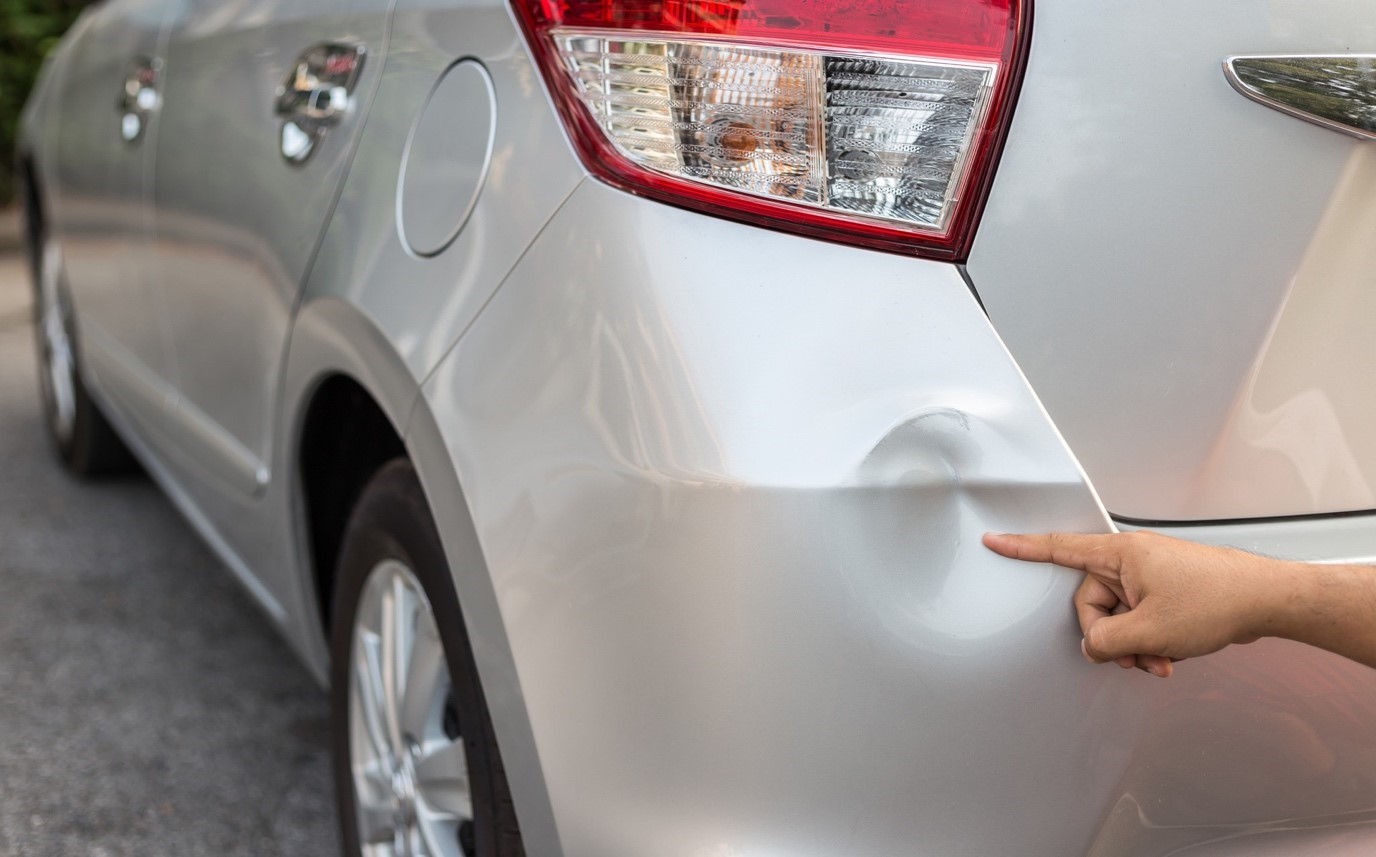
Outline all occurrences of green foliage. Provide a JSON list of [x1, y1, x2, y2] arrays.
[[1, 0, 84, 204]]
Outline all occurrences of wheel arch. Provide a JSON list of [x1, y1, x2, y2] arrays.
[[16, 151, 46, 282], [283, 297, 422, 655], [282, 297, 565, 857], [297, 373, 406, 636]]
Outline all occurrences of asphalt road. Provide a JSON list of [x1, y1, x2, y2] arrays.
[[0, 246, 339, 854]]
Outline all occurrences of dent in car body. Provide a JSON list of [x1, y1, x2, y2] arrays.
[[22, 0, 1376, 854], [415, 178, 1376, 856], [421, 178, 1132, 856]]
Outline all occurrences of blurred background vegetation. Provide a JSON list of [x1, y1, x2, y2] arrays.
[[1, 0, 85, 205]]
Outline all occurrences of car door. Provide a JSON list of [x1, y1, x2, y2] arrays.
[[52, 0, 180, 441], [148, 0, 389, 498]]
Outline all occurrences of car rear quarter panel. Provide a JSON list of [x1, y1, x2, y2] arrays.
[[415, 178, 1376, 857], [416, 177, 1140, 856]]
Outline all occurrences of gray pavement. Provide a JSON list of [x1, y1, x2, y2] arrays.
[[0, 206, 19, 254], [0, 235, 339, 854]]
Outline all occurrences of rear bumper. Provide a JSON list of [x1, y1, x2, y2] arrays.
[[1127, 511, 1376, 565], [416, 180, 1376, 857], [1128, 511, 1376, 566]]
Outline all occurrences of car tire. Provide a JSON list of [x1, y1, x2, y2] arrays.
[[32, 236, 136, 477], [330, 458, 525, 857]]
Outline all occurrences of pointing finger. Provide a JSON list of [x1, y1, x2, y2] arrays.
[[983, 532, 1124, 582]]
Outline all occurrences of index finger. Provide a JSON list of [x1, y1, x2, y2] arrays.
[[982, 532, 1123, 581]]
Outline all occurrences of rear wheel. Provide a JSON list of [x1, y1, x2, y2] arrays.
[[32, 237, 135, 476], [331, 459, 525, 857]]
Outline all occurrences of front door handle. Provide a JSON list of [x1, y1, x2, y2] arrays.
[[119, 56, 161, 144], [274, 43, 366, 164]]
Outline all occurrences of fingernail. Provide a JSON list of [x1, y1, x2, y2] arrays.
[[1080, 638, 1093, 663]]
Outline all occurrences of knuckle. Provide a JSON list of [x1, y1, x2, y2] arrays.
[[1123, 531, 1150, 548], [1119, 531, 1151, 558]]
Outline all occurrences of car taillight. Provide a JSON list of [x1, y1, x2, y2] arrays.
[[511, 0, 1028, 259]]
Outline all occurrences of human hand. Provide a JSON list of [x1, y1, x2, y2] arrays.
[[983, 531, 1289, 678]]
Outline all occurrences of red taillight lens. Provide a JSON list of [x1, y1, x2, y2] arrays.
[[512, 0, 1028, 258]]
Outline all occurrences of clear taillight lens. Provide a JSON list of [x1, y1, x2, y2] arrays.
[[512, 0, 1027, 259]]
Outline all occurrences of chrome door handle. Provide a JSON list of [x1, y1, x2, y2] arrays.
[[274, 43, 366, 164], [119, 56, 161, 144]]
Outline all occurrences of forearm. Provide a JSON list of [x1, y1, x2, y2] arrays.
[[983, 530, 1376, 673], [1251, 561, 1376, 668]]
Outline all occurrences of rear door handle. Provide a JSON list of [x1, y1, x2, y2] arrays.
[[274, 43, 367, 164], [119, 56, 161, 144]]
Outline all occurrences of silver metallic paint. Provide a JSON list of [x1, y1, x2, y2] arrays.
[[426, 179, 1108, 855], [1124, 513, 1376, 568], [411, 176, 1376, 856], [301, 0, 582, 380], [77, 351, 293, 627], [148, 0, 391, 498], [279, 297, 424, 672], [967, 0, 1376, 521], [50, 0, 180, 446], [402, 392, 564, 857], [20, 0, 1376, 854], [396, 59, 496, 257]]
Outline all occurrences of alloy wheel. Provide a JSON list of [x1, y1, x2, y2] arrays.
[[350, 559, 474, 857], [36, 240, 76, 444]]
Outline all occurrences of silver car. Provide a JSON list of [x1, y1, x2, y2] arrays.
[[16, 0, 1376, 854]]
